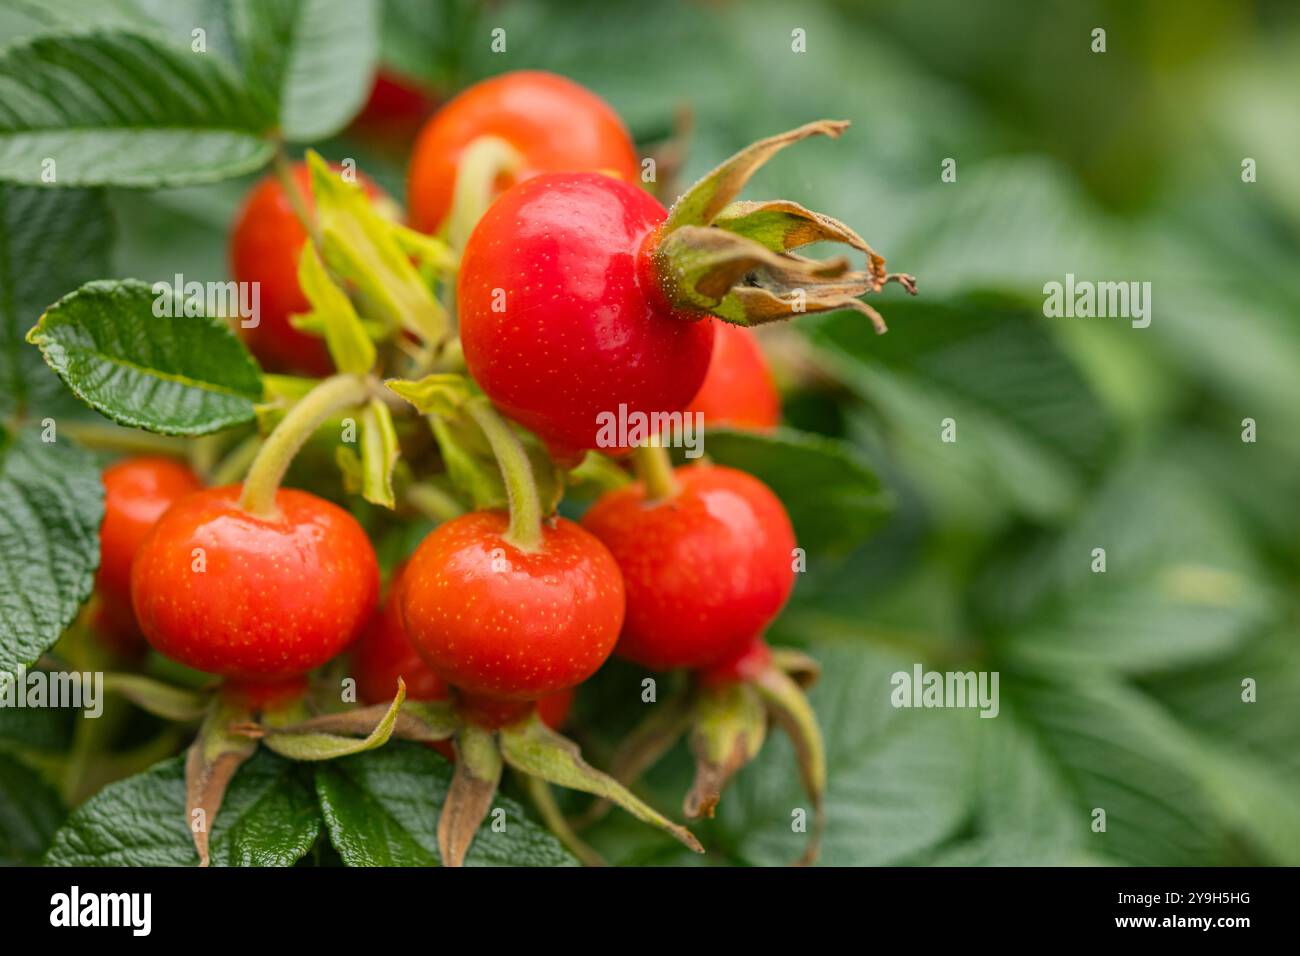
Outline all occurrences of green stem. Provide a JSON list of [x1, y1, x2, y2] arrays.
[[273, 145, 322, 248], [239, 374, 369, 517], [446, 135, 525, 251], [522, 773, 606, 867], [405, 481, 466, 523], [633, 443, 678, 502], [464, 397, 542, 552], [210, 433, 263, 487]]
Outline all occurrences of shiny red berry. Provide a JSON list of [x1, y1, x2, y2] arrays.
[[354, 565, 575, 742], [400, 511, 625, 701], [686, 322, 780, 430], [407, 70, 639, 234], [458, 172, 715, 452], [131, 486, 379, 682], [97, 456, 203, 611], [581, 464, 796, 671]]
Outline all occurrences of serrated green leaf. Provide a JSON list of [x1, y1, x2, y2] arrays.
[[0, 705, 75, 753], [28, 279, 264, 435], [805, 296, 1114, 522], [1006, 675, 1300, 866], [0, 752, 65, 865], [976, 455, 1279, 674], [314, 742, 578, 867], [0, 29, 275, 187], [0, 428, 102, 673], [0, 185, 113, 421], [692, 427, 892, 557], [45, 751, 321, 866], [232, 0, 380, 141]]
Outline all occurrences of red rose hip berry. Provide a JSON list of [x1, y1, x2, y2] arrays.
[[581, 464, 796, 671], [94, 456, 203, 648], [400, 510, 625, 701], [97, 457, 202, 610], [685, 323, 780, 430], [131, 485, 379, 682], [408, 70, 639, 234], [458, 172, 715, 452]]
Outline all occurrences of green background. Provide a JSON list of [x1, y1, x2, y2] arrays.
[[2, 0, 1298, 866]]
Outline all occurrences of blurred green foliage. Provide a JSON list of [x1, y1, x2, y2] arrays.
[[3, 0, 1297, 866]]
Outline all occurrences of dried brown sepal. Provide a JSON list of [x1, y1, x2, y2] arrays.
[[714, 199, 889, 289], [664, 120, 849, 232], [718, 286, 888, 334], [684, 681, 768, 820], [654, 120, 917, 333], [752, 664, 827, 866], [185, 697, 258, 867], [657, 225, 914, 331], [499, 711, 703, 854], [438, 722, 503, 867]]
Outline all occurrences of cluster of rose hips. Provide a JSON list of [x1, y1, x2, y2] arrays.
[[89, 71, 912, 865]]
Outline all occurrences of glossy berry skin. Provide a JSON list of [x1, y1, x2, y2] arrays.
[[400, 511, 625, 701], [686, 323, 780, 430], [407, 70, 639, 234], [581, 465, 796, 671], [229, 163, 383, 376], [131, 486, 379, 682], [97, 457, 203, 611], [354, 567, 574, 737], [94, 457, 203, 649], [458, 172, 715, 452]]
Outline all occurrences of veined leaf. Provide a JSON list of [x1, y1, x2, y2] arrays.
[[0, 428, 102, 673], [231, 0, 380, 141], [28, 279, 264, 435], [0, 29, 275, 187], [314, 742, 577, 867], [45, 751, 320, 866]]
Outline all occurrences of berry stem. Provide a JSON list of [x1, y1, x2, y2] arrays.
[[239, 374, 370, 517], [465, 397, 543, 552], [633, 442, 678, 503], [272, 144, 322, 248], [445, 135, 525, 251]]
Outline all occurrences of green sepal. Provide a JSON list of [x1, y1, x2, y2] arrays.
[[241, 679, 408, 761], [499, 711, 703, 855], [753, 663, 827, 865], [360, 398, 399, 508], [295, 239, 375, 374], [664, 120, 849, 232], [386, 373, 475, 416], [102, 673, 210, 722], [305, 151, 449, 346]]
